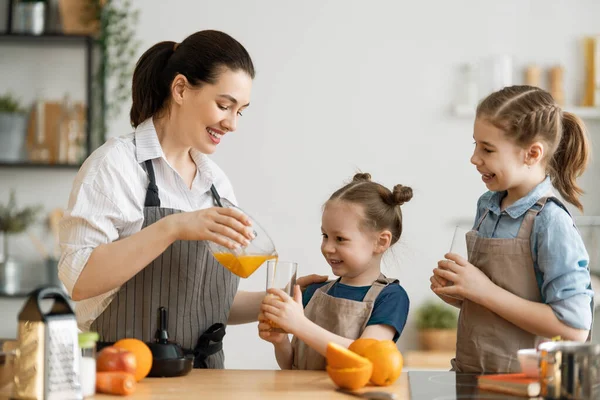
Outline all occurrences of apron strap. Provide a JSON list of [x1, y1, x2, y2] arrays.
[[318, 274, 396, 303], [474, 209, 490, 231], [363, 273, 398, 303], [516, 191, 557, 240], [144, 160, 161, 207], [210, 185, 224, 207], [316, 279, 339, 295], [143, 159, 223, 208]]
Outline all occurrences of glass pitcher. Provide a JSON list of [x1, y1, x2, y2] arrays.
[[208, 198, 277, 278]]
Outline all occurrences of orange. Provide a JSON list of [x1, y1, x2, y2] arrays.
[[362, 340, 403, 386], [348, 338, 379, 357], [326, 342, 372, 369], [113, 338, 153, 381], [326, 364, 373, 390]]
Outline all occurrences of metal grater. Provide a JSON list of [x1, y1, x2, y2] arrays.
[[14, 286, 82, 400]]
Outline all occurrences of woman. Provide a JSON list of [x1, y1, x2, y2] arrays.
[[59, 30, 325, 369]]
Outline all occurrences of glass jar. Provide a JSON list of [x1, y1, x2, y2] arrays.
[[78, 332, 99, 397]]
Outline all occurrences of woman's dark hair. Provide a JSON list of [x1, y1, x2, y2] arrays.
[[130, 30, 255, 127]]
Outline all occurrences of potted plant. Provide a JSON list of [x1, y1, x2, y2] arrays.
[[415, 300, 459, 351], [0, 93, 28, 162], [0, 190, 42, 293]]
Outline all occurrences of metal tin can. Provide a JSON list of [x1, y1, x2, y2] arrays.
[[540, 341, 600, 399]]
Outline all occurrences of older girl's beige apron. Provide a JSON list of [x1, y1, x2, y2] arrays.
[[453, 194, 593, 373], [292, 274, 398, 370]]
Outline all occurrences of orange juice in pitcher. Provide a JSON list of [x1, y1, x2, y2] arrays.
[[207, 198, 277, 278], [213, 253, 277, 278]]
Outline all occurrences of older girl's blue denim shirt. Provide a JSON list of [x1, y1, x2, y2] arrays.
[[473, 176, 593, 330]]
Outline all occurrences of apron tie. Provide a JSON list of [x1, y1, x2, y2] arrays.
[[188, 323, 226, 368]]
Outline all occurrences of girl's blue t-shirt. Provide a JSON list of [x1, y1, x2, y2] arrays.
[[302, 280, 410, 342]]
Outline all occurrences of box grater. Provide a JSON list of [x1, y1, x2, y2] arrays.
[[13, 286, 82, 400]]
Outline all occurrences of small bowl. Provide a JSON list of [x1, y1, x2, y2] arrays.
[[517, 348, 540, 378]]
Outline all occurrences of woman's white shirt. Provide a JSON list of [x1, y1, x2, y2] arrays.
[[58, 118, 237, 330]]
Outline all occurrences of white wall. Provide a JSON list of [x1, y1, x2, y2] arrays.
[[2, 0, 600, 369]]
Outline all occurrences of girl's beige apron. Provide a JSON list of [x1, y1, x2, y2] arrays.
[[453, 193, 593, 373], [292, 274, 398, 370]]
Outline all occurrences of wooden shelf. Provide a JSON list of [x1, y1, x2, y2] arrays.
[[0, 161, 81, 169], [0, 32, 93, 44], [453, 104, 600, 120], [0, 31, 96, 167]]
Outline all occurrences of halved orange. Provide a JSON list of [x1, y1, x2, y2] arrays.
[[348, 338, 379, 357], [326, 342, 372, 369], [326, 364, 373, 390]]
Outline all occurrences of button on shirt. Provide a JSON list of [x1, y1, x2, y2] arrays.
[[473, 176, 593, 330], [58, 118, 237, 330]]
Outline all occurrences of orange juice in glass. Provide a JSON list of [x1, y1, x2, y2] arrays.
[[265, 260, 298, 333]]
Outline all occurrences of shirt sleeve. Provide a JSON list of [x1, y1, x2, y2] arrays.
[[58, 180, 125, 297], [366, 284, 410, 342], [533, 203, 594, 330]]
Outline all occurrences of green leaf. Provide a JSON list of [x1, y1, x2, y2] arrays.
[[415, 300, 458, 330], [0, 190, 42, 233], [0, 92, 26, 113]]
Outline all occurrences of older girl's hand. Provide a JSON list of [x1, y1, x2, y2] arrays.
[[432, 252, 493, 304]]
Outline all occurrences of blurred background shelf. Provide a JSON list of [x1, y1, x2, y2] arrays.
[[0, 32, 93, 43], [0, 32, 95, 168], [0, 161, 81, 169], [453, 104, 600, 120]]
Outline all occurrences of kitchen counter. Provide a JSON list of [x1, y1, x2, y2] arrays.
[[1, 370, 538, 399], [94, 370, 409, 399], [0, 370, 408, 400]]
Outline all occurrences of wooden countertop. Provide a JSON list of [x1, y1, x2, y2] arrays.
[[0, 370, 408, 399], [92, 370, 409, 400]]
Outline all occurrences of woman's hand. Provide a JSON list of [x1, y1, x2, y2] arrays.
[[296, 274, 328, 291], [257, 312, 288, 344], [432, 252, 493, 304], [168, 207, 254, 248], [261, 286, 306, 335]]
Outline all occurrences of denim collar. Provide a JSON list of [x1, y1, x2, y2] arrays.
[[485, 176, 552, 218]]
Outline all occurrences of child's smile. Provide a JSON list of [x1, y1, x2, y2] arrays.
[[479, 171, 495, 184]]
